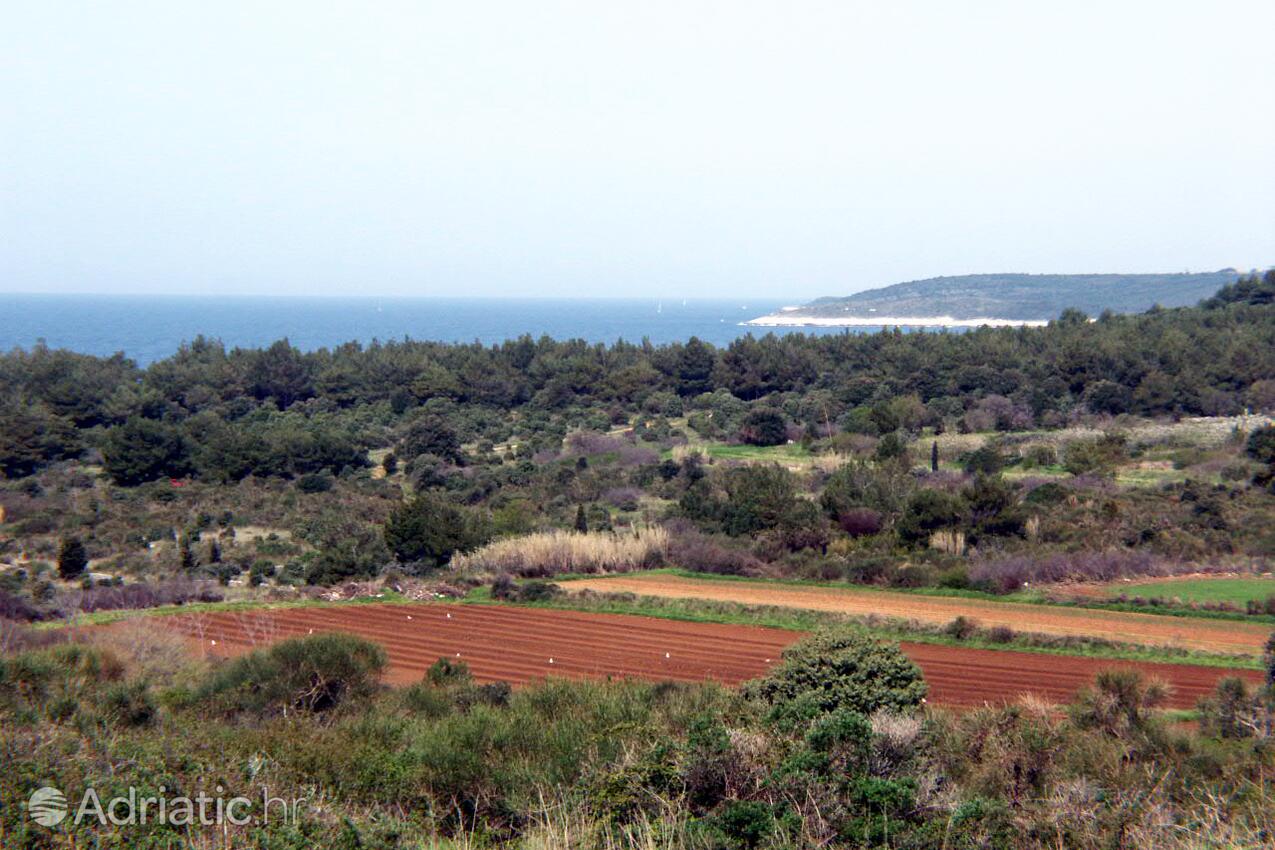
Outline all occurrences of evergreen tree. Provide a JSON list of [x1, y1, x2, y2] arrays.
[[101, 417, 193, 486], [384, 495, 485, 568], [574, 504, 588, 533], [930, 440, 939, 473], [180, 536, 199, 571], [739, 408, 788, 447], [57, 536, 88, 580], [402, 415, 464, 465]]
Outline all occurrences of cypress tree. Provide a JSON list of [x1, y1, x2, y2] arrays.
[[574, 504, 588, 533], [57, 536, 88, 580]]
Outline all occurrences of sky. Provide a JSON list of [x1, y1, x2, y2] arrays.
[[2, 1, 1272, 299]]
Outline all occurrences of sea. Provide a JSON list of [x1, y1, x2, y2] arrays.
[[0, 294, 920, 366]]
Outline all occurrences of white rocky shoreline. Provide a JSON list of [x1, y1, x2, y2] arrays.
[[743, 312, 1049, 329]]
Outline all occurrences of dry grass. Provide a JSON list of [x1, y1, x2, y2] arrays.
[[809, 452, 854, 473], [452, 528, 670, 578], [88, 618, 204, 684], [668, 445, 705, 464], [929, 529, 967, 556]]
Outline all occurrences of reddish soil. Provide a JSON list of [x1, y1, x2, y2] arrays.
[[160, 603, 1260, 710], [564, 574, 1273, 654]]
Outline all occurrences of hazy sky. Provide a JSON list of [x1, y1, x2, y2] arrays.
[[3, 1, 1272, 299]]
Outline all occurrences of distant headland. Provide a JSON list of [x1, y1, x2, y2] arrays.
[[745, 270, 1251, 328]]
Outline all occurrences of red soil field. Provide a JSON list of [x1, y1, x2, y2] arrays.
[[162, 603, 1260, 710]]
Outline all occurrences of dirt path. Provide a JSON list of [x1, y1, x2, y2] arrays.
[[160, 603, 1259, 709], [563, 574, 1273, 655]]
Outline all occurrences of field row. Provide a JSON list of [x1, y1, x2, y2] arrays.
[[563, 574, 1273, 654]]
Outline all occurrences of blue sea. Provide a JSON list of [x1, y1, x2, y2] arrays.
[[0, 294, 905, 365]]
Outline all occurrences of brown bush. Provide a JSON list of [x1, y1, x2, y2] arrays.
[[838, 508, 884, 537]]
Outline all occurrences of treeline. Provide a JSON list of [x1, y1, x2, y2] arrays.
[[2, 270, 1274, 486]]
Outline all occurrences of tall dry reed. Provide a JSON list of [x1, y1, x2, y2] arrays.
[[451, 527, 669, 578]]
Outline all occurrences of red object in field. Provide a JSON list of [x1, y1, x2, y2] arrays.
[[170, 478, 185, 487]]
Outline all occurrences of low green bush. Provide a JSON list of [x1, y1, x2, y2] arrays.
[[197, 633, 387, 716], [744, 629, 926, 723]]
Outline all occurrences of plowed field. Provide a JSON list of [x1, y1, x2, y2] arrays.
[[161, 603, 1259, 709], [564, 574, 1272, 654]]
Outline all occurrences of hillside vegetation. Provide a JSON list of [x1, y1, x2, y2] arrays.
[[1, 272, 1275, 619], [795, 269, 1247, 320]]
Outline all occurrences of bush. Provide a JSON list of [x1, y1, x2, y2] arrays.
[[970, 550, 1166, 593], [837, 508, 884, 537], [1247, 424, 1275, 486], [0, 590, 43, 622], [944, 616, 978, 640], [1068, 668, 1169, 738], [490, 575, 562, 602], [198, 633, 387, 716], [896, 489, 966, 546], [56, 537, 88, 580], [296, 472, 334, 493], [986, 625, 1016, 643], [1023, 481, 1068, 506], [1062, 434, 1127, 476], [739, 408, 788, 447], [668, 529, 764, 576], [822, 460, 915, 518], [714, 800, 774, 849], [745, 629, 926, 721], [425, 656, 472, 686], [962, 445, 1005, 476], [384, 495, 487, 569], [61, 580, 223, 615], [1197, 676, 1265, 739], [99, 680, 157, 727]]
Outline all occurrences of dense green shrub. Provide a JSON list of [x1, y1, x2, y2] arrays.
[[1062, 433, 1127, 476], [821, 459, 914, 518], [57, 535, 88, 579], [101, 417, 193, 485], [745, 630, 926, 722], [0, 404, 81, 478], [402, 414, 465, 465], [896, 489, 966, 545], [383, 495, 487, 568], [197, 633, 387, 716], [738, 408, 788, 447], [962, 444, 1005, 475]]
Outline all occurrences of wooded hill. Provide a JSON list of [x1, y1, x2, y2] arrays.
[[796, 269, 1249, 320]]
